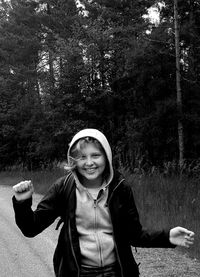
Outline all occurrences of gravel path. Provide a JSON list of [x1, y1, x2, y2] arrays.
[[134, 247, 200, 276], [0, 185, 56, 277]]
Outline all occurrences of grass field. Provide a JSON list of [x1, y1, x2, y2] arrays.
[[0, 168, 65, 194], [123, 170, 200, 260], [1, 168, 199, 260]]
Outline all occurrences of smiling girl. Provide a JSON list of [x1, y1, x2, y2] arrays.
[[13, 128, 194, 277], [68, 137, 107, 188]]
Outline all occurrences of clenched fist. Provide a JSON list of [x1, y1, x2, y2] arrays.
[[13, 180, 34, 201]]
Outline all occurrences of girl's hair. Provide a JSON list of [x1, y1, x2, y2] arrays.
[[64, 137, 106, 172]]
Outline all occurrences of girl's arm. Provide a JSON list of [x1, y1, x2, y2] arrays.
[[12, 178, 65, 237]]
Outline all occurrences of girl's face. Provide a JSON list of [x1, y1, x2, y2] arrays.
[[76, 142, 106, 187]]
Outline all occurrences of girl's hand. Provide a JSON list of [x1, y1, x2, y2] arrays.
[[13, 180, 34, 201], [169, 226, 195, 248]]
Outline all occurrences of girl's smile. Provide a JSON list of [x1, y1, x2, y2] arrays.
[[84, 168, 97, 174], [76, 142, 106, 187]]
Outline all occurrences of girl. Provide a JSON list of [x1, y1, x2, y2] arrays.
[[13, 128, 194, 277]]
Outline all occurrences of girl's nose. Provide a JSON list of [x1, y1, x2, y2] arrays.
[[85, 157, 93, 166]]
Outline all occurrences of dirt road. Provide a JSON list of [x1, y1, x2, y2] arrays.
[[134, 247, 200, 276], [0, 185, 57, 277], [1, 184, 200, 277]]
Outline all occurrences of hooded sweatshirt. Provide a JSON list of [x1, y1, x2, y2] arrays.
[[67, 129, 116, 267]]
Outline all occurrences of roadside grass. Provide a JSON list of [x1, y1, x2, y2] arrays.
[[1, 168, 199, 259], [0, 168, 65, 194], [123, 170, 200, 260]]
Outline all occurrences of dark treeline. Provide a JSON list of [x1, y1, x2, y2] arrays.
[[0, 0, 200, 171]]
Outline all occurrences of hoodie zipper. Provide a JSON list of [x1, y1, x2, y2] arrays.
[[108, 179, 125, 277], [68, 219, 80, 277], [94, 198, 104, 267]]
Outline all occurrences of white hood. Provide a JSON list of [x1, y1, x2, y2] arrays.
[[67, 128, 114, 185]]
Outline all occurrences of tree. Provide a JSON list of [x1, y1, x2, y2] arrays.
[[174, 0, 184, 168], [155, 0, 200, 162], [1, 0, 200, 170], [0, 0, 44, 168]]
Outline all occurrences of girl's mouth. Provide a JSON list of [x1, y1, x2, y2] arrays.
[[85, 168, 97, 173]]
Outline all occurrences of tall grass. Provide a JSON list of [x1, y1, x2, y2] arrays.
[[122, 169, 200, 259], [0, 168, 66, 194]]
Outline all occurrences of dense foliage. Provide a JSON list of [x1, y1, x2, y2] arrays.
[[0, 0, 200, 170]]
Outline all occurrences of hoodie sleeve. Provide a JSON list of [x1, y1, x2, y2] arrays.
[[12, 177, 65, 237], [125, 185, 175, 248]]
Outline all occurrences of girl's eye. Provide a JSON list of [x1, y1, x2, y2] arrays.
[[80, 155, 86, 159], [92, 153, 101, 158]]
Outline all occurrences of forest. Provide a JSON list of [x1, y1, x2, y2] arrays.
[[0, 0, 200, 172]]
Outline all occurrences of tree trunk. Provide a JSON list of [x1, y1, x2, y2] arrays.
[[47, 3, 55, 90], [174, 0, 184, 168]]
